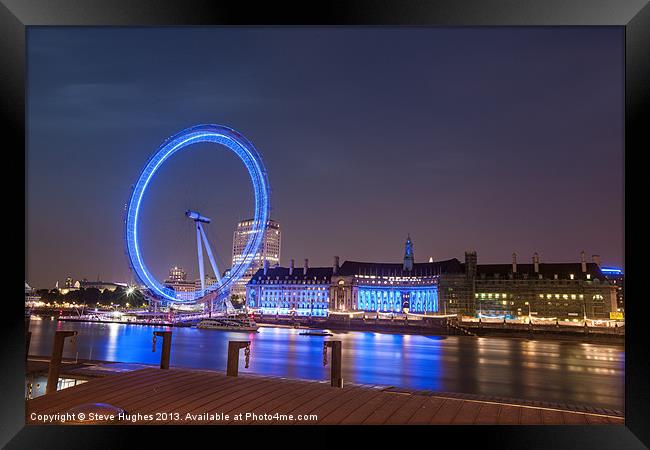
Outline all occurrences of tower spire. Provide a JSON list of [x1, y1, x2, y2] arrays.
[[403, 234, 414, 271]]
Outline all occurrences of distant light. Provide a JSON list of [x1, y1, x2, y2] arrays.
[[601, 267, 623, 274], [126, 287, 135, 295]]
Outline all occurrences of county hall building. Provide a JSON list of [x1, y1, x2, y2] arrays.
[[246, 236, 619, 321]]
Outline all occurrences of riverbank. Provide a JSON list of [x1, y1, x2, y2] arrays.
[[256, 316, 625, 344], [29, 309, 624, 343]]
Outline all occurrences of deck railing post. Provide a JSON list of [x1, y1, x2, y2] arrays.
[[153, 331, 172, 369], [26, 332, 31, 361], [46, 330, 77, 394], [227, 341, 251, 377], [323, 340, 343, 388], [25, 316, 31, 360]]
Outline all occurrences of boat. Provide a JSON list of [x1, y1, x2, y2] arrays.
[[196, 314, 259, 332], [299, 331, 333, 336]]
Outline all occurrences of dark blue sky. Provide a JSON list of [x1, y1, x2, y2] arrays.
[[26, 27, 624, 288]]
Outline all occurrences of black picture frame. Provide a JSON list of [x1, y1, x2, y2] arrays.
[[4, 0, 648, 447]]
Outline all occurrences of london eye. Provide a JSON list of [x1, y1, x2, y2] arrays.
[[124, 124, 270, 306]]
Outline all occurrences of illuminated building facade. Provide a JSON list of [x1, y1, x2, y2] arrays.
[[167, 266, 187, 282], [600, 266, 624, 315], [25, 281, 41, 304], [163, 266, 195, 298], [232, 219, 281, 298], [246, 237, 462, 316], [195, 275, 217, 291], [65, 277, 75, 289], [331, 237, 461, 314], [462, 251, 618, 320], [246, 259, 330, 316]]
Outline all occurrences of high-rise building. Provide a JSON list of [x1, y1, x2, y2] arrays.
[[231, 219, 281, 298], [164, 266, 195, 295], [194, 275, 218, 291], [167, 266, 187, 282]]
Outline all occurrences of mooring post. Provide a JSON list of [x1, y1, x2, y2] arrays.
[[323, 340, 343, 388], [227, 341, 251, 377], [153, 331, 172, 369], [26, 332, 31, 361], [25, 315, 31, 361], [46, 330, 77, 394]]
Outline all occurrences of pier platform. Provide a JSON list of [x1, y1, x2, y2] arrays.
[[26, 368, 623, 425]]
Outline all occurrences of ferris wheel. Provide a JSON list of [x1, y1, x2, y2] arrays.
[[124, 124, 270, 304]]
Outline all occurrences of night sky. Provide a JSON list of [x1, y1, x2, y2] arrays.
[[26, 27, 624, 288]]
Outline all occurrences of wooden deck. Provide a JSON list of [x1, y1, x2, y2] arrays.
[[26, 368, 624, 425]]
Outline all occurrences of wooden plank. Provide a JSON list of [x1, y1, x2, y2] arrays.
[[362, 392, 413, 425], [318, 389, 388, 425], [561, 412, 588, 424], [253, 382, 341, 425], [383, 395, 430, 425], [148, 377, 272, 424], [156, 378, 279, 425], [200, 378, 294, 417], [473, 403, 500, 425], [48, 370, 199, 413], [121, 372, 235, 415], [270, 385, 367, 425], [584, 413, 615, 424], [540, 408, 565, 424], [226, 379, 328, 424], [497, 405, 521, 425], [340, 392, 407, 425], [140, 379, 260, 424], [451, 401, 484, 424], [99, 371, 208, 410], [429, 398, 464, 424], [519, 406, 543, 425], [267, 385, 358, 425], [607, 416, 624, 424], [407, 397, 445, 424], [258, 386, 365, 425]]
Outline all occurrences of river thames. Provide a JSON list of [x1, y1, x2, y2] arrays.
[[28, 318, 624, 411]]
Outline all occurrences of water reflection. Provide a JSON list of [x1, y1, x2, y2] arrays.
[[28, 320, 624, 410]]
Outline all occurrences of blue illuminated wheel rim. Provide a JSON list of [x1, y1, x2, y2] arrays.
[[125, 124, 270, 303]]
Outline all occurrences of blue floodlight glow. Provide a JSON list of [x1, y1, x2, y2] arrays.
[[357, 285, 438, 313], [125, 124, 270, 303], [600, 267, 623, 275]]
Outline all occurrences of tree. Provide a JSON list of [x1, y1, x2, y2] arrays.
[[81, 288, 101, 305]]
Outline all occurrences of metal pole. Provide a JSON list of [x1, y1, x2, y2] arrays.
[[324, 340, 343, 388], [227, 341, 250, 377], [199, 224, 222, 283], [196, 223, 206, 295], [46, 330, 77, 394], [153, 331, 172, 369]]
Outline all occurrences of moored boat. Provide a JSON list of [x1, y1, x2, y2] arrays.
[[299, 330, 333, 336], [196, 314, 259, 332]]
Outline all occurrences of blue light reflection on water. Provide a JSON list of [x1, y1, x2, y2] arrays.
[[31, 319, 624, 410]]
